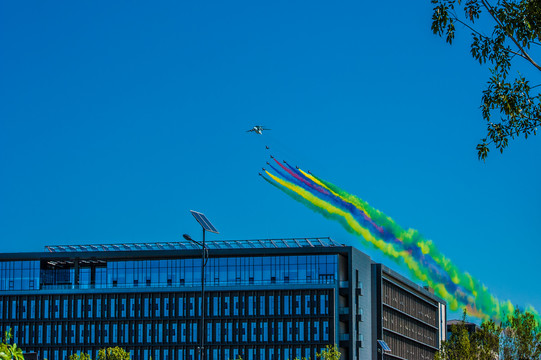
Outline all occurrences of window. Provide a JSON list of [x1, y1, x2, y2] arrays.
[[130, 298, 135, 317], [76, 299, 82, 318], [43, 299, 49, 319], [224, 296, 230, 316], [113, 324, 118, 343], [213, 297, 219, 316], [88, 299, 93, 318], [284, 296, 291, 315], [251, 322, 256, 342], [269, 296, 274, 315], [79, 324, 84, 344], [121, 299, 126, 317], [110, 298, 116, 318], [287, 322, 293, 341], [104, 324, 109, 343], [96, 299, 102, 318], [144, 298, 149, 317]]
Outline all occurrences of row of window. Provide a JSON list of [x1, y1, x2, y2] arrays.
[[382, 306, 438, 347], [384, 330, 437, 360], [36, 255, 338, 289], [29, 345, 330, 360], [2, 319, 331, 346], [0, 292, 331, 320], [382, 279, 438, 327]]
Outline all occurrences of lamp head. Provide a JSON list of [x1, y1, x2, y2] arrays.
[[183, 234, 193, 241]]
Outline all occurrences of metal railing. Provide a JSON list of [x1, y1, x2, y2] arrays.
[[35, 278, 337, 291]]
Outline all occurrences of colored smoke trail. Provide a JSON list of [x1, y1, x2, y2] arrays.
[[262, 160, 540, 323]]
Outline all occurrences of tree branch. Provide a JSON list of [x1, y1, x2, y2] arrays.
[[482, 0, 541, 71]]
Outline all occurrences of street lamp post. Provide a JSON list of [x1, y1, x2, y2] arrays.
[[183, 233, 208, 360], [183, 209, 219, 360]]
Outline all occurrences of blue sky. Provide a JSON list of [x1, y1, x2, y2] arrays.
[[1, 1, 540, 320]]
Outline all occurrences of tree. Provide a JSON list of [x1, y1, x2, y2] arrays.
[[0, 330, 24, 360], [69, 353, 91, 360], [430, 0, 541, 160], [435, 310, 476, 360], [436, 308, 541, 360], [500, 308, 541, 360], [97, 347, 130, 360], [473, 320, 501, 360], [316, 345, 341, 360]]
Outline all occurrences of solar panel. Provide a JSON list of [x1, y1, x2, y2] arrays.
[[190, 210, 219, 234], [377, 340, 392, 352]]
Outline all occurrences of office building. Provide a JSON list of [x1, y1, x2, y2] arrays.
[[0, 237, 446, 360]]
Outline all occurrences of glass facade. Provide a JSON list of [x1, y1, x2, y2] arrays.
[[0, 261, 39, 291], [0, 289, 334, 360], [33, 255, 337, 290], [0, 243, 447, 360]]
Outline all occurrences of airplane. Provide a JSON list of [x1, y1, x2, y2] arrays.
[[246, 126, 271, 134]]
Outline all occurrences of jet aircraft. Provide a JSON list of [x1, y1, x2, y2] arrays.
[[246, 126, 271, 134]]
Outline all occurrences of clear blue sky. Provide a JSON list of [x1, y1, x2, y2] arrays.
[[1, 1, 540, 320]]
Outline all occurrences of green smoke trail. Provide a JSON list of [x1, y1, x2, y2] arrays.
[[312, 174, 538, 321], [265, 168, 540, 323]]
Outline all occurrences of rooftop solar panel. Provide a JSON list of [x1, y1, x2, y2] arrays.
[[377, 340, 392, 352], [190, 210, 219, 234]]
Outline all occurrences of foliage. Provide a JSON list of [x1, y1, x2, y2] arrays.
[[316, 345, 341, 360], [97, 347, 130, 360], [0, 330, 24, 360], [430, 0, 541, 160], [69, 353, 91, 360], [436, 308, 541, 360], [500, 307, 541, 360], [475, 319, 501, 360], [435, 310, 476, 360]]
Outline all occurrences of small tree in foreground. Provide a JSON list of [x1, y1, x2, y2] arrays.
[[0, 330, 24, 360], [97, 347, 130, 360], [69, 353, 91, 360], [316, 345, 341, 360]]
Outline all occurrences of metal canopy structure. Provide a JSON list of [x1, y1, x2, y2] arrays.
[[44, 237, 344, 253]]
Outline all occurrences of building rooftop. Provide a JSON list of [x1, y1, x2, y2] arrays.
[[44, 237, 345, 253]]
